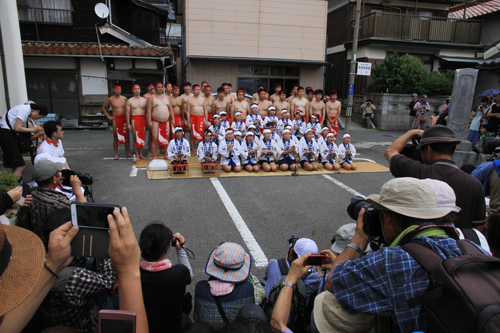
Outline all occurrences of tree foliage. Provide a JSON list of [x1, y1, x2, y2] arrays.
[[366, 53, 454, 95], [0, 171, 19, 196]]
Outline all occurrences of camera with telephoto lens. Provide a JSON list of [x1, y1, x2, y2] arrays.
[[347, 197, 383, 238], [400, 137, 423, 162], [61, 169, 93, 187]]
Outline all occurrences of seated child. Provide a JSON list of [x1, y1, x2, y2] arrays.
[[319, 133, 340, 171], [338, 133, 357, 170], [246, 104, 263, 136], [264, 106, 279, 131], [219, 129, 241, 173], [240, 132, 260, 172], [277, 129, 298, 172], [197, 130, 218, 167], [292, 110, 306, 140], [299, 128, 319, 171], [231, 112, 246, 133], [258, 129, 279, 172], [277, 109, 292, 138], [167, 127, 191, 164], [220, 111, 230, 130], [208, 114, 225, 146]]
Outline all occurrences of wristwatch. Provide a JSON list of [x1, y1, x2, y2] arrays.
[[347, 243, 364, 256], [281, 281, 296, 290]]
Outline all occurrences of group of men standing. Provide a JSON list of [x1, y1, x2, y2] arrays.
[[101, 82, 342, 161]]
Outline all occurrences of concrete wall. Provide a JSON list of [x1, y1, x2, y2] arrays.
[[300, 65, 325, 90], [187, 61, 238, 88], [186, 0, 327, 61], [352, 93, 449, 130]]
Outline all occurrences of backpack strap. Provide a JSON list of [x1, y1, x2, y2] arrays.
[[300, 271, 312, 281], [278, 258, 289, 276], [213, 295, 229, 325], [460, 229, 480, 246]]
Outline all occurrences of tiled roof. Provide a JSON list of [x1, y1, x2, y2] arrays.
[[22, 42, 173, 57], [450, 0, 500, 19]]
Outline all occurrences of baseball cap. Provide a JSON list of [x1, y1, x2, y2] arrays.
[[33, 160, 64, 182], [412, 93, 417, 97], [343, 134, 351, 139], [294, 238, 318, 257], [366, 178, 453, 219], [422, 94, 428, 98]]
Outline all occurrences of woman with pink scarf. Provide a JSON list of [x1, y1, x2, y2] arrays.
[[139, 222, 193, 333]]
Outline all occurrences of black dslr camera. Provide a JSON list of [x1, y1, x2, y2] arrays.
[[346, 197, 383, 239], [61, 169, 93, 187], [400, 137, 423, 162]]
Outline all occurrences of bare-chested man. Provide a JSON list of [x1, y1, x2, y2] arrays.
[[170, 85, 185, 135], [187, 84, 206, 150], [102, 84, 132, 160], [201, 81, 208, 92], [310, 89, 326, 127], [203, 85, 215, 127], [143, 83, 155, 100], [147, 82, 174, 160], [252, 84, 265, 103], [326, 90, 342, 139], [305, 88, 315, 122], [180, 82, 192, 133], [257, 89, 273, 130], [222, 83, 235, 105], [286, 84, 299, 104], [273, 90, 289, 120], [290, 87, 308, 122], [213, 87, 231, 120], [165, 82, 173, 97], [126, 84, 147, 160], [269, 83, 282, 103], [231, 89, 250, 122]]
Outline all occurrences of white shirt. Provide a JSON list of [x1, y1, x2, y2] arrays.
[[197, 140, 218, 163], [220, 119, 231, 131], [231, 120, 246, 133], [292, 119, 305, 138], [0, 104, 31, 130], [277, 118, 293, 137], [277, 137, 298, 161], [37, 138, 65, 158], [208, 123, 225, 145], [246, 114, 262, 133], [457, 228, 491, 255], [298, 137, 319, 162], [240, 139, 261, 165], [219, 138, 241, 166], [306, 122, 321, 139], [167, 137, 191, 161], [338, 142, 356, 164], [319, 139, 339, 163], [258, 137, 280, 163]]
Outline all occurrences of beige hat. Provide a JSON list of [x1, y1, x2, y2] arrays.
[[313, 291, 375, 333], [366, 177, 452, 219]]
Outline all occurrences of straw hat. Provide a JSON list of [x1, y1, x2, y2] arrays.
[[0, 224, 46, 317]]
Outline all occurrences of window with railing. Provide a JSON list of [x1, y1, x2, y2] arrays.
[[237, 65, 300, 95], [18, 0, 73, 25]]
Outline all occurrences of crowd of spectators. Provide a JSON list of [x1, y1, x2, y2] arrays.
[[1, 112, 500, 333]]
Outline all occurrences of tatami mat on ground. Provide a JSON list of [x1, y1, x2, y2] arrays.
[[140, 156, 389, 180]]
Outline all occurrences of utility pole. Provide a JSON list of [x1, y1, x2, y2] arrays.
[[345, 0, 361, 131]]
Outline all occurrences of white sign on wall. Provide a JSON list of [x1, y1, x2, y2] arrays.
[[357, 62, 372, 76]]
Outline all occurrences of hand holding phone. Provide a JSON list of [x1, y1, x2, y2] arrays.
[[99, 310, 136, 333]]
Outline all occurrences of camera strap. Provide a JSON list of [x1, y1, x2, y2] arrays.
[[213, 296, 229, 325]]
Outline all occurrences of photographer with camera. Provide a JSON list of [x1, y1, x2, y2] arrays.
[[361, 99, 376, 129], [29, 160, 86, 244], [384, 125, 486, 231], [139, 222, 192, 333], [37, 121, 69, 170], [263, 237, 323, 301], [412, 94, 430, 130], [325, 177, 491, 333]]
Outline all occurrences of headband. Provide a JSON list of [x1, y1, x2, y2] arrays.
[[113, 85, 121, 89], [147, 83, 154, 87], [298, 88, 304, 91], [192, 85, 200, 89], [172, 87, 180, 90], [205, 85, 212, 89], [132, 84, 140, 89], [222, 85, 229, 88], [155, 82, 163, 87], [237, 89, 245, 94], [166, 83, 172, 86], [183, 84, 191, 87]]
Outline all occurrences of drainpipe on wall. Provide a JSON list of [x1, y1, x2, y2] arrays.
[[182, 0, 187, 83]]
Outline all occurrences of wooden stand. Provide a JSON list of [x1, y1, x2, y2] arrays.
[[170, 162, 189, 178], [201, 163, 220, 177]]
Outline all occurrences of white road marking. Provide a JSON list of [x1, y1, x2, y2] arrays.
[[130, 165, 138, 177], [210, 178, 268, 267], [322, 174, 366, 198], [103, 157, 133, 160]]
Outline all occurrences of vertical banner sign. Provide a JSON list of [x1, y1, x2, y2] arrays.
[[357, 62, 372, 76], [348, 84, 354, 95]]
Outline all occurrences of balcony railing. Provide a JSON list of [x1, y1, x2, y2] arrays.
[[18, 7, 73, 25], [354, 12, 482, 44]]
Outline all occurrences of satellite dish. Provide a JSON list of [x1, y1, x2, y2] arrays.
[[94, 3, 109, 19]]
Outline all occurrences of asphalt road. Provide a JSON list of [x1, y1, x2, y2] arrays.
[[10, 122, 405, 294]]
